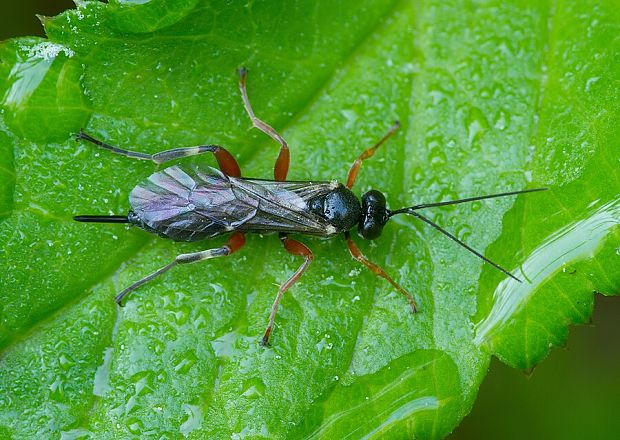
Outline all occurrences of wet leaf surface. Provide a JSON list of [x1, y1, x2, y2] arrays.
[[0, 1, 618, 438]]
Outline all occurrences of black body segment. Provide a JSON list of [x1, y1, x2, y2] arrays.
[[307, 185, 361, 232], [74, 215, 129, 223], [359, 190, 388, 240]]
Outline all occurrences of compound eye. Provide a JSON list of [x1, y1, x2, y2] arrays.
[[360, 220, 383, 239], [358, 190, 387, 240]]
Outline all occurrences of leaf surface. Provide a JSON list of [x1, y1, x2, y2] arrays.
[[0, 1, 617, 438]]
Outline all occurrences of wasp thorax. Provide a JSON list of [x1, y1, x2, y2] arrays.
[[307, 185, 361, 232], [359, 190, 388, 239]]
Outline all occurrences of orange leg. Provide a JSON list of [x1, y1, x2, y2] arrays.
[[238, 68, 290, 181], [346, 121, 400, 189], [261, 234, 313, 346], [345, 232, 417, 312]]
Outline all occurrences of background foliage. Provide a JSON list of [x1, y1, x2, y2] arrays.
[[0, 1, 618, 438]]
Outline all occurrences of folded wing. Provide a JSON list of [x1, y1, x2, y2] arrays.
[[130, 166, 337, 241]]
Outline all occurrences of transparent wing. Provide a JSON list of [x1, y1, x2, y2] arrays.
[[226, 175, 337, 233], [130, 166, 337, 241], [129, 166, 248, 241]]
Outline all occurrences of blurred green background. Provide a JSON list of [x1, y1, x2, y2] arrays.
[[1, 2, 618, 438]]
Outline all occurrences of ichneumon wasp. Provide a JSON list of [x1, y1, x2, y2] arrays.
[[74, 68, 546, 345]]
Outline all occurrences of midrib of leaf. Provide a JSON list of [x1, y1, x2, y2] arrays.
[[333, 0, 418, 379], [201, 0, 413, 422]]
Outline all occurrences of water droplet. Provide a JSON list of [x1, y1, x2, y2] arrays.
[[584, 76, 600, 92], [340, 109, 358, 127], [173, 349, 197, 374], [240, 377, 266, 399], [131, 370, 155, 397], [465, 107, 489, 146], [172, 304, 191, 325], [49, 376, 65, 401], [493, 110, 509, 130], [58, 354, 75, 371], [180, 404, 203, 436], [455, 224, 472, 242], [126, 417, 144, 435], [429, 147, 447, 168]]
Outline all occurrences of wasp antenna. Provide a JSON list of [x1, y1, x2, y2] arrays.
[[73, 215, 130, 223], [397, 210, 521, 282], [74, 128, 85, 141], [390, 188, 548, 214], [386, 187, 548, 281]]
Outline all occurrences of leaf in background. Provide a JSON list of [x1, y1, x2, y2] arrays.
[[0, 0, 617, 438]]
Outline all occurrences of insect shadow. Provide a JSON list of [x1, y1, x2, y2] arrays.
[[74, 68, 546, 346]]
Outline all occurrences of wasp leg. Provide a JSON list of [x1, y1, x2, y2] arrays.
[[238, 67, 290, 181], [346, 121, 400, 189], [115, 232, 245, 305], [261, 234, 313, 346], [76, 130, 241, 177], [344, 231, 417, 312]]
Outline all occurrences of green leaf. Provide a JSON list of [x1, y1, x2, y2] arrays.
[[0, 0, 617, 438]]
